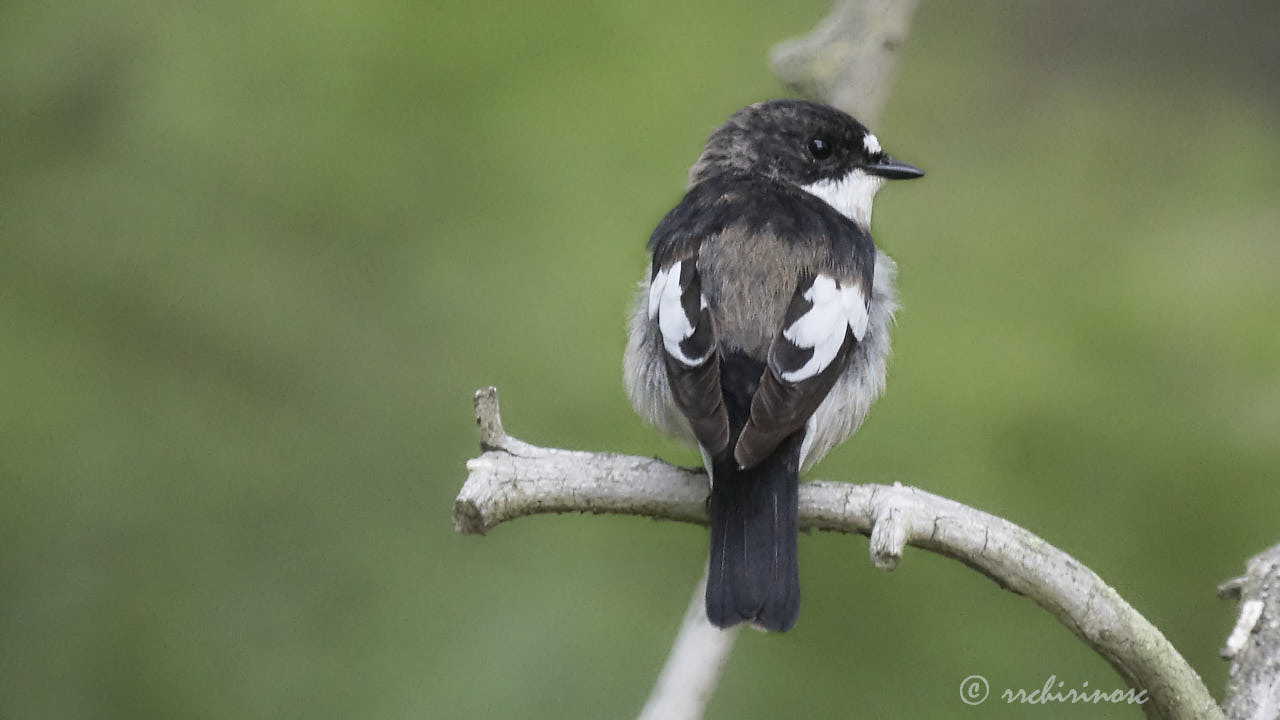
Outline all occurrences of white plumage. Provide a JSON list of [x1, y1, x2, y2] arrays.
[[779, 275, 870, 382], [649, 260, 711, 366], [800, 169, 884, 231]]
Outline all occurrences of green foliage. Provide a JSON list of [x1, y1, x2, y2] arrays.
[[2, 0, 1276, 717]]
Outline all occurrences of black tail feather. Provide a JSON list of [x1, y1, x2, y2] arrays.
[[705, 432, 801, 632]]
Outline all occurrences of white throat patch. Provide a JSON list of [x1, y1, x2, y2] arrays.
[[800, 169, 884, 230]]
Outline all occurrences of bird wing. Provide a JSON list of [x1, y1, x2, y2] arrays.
[[648, 256, 731, 456], [733, 273, 869, 469]]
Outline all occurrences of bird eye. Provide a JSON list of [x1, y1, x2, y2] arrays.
[[807, 137, 832, 161]]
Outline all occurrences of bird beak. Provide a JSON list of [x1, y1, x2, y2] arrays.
[[865, 155, 925, 180]]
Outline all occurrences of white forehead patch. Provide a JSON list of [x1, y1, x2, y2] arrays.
[[862, 133, 881, 155]]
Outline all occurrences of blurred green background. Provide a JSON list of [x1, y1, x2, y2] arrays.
[[2, 0, 1277, 717]]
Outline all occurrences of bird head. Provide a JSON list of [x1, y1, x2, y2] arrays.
[[688, 99, 923, 228]]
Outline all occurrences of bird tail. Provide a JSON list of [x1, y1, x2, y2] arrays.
[[705, 433, 801, 632]]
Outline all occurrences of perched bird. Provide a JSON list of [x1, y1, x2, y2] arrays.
[[624, 99, 923, 632]]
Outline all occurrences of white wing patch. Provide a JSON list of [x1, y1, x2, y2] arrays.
[[647, 265, 670, 320], [649, 260, 710, 366], [779, 275, 869, 382]]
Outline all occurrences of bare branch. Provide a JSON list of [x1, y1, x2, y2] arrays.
[[771, 0, 920, 126], [455, 388, 1223, 720], [1220, 543, 1280, 720]]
